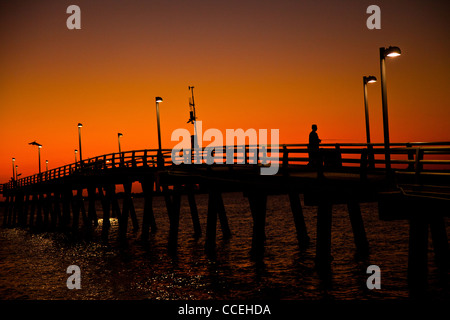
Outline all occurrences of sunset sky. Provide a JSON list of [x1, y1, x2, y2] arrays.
[[0, 0, 449, 183]]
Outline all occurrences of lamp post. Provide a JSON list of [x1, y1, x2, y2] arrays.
[[75, 149, 78, 163], [46, 160, 49, 171], [118, 133, 123, 153], [38, 145, 42, 174], [155, 96, 163, 167], [28, 141, 42, 173], [77, 123, 83, 163], [363, 75, 377, 169], [363, 76, 377, 145], [379, 46, 401, 177], [12, 158, 15, 180], [187, 86, 199, 163], [15, 165, 18, 181]]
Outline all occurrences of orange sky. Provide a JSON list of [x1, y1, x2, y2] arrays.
[[0, 0, 449, 183]]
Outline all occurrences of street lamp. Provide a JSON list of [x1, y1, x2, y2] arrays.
[[15, 165, 18, 180], [38, 145, 42, 174], [363, 76, 377, 144], [28, 141, 43, 173], [363, 75, 377, 169], [379, 46, 401, 177], [46, 160, 49, 171], [77, 123, 83, 163], [12, 158, 15, 180], [75, 149, 78, 163], [118, 133, 123, 153], [155, 96, 163, 166]]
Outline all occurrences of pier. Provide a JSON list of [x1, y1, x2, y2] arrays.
[[1, 142, 449, 294]]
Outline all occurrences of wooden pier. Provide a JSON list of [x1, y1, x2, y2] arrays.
[[1, 142, 449, 293]]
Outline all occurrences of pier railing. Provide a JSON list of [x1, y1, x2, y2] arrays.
[[2, 142, 450, 193]]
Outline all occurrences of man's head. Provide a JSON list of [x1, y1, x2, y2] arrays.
[[312, 124, 317, 131]]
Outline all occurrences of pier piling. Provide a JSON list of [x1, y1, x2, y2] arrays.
[[288, 192, 310, 248]]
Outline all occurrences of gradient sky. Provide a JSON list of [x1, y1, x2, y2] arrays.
[[0, 0, 449, 182]]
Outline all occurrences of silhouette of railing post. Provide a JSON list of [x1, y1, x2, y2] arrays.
[[132, 151, 136, 167], [282, 146, 289, 176], [406, 143, 414, 170], [360, 148, 368, 182], [414, 148, 424, 184], [143, 150, 148, 167]]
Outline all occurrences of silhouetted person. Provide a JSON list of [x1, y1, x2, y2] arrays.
[[308, 124, 321, 166]]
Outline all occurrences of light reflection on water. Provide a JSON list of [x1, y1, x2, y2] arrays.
[[0, 193, 448, 300]]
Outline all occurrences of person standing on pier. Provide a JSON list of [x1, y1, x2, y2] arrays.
[[308, 124, 321, 166]]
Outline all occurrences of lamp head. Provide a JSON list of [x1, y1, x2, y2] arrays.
[[12, 158, 15, 161], [118, 133, 123, 137], [155, 97, 163, 103], [75, 149, 78, 154], [364, 75, 377, 84], [78, 123, 83, 128], [384, 46, 401, 57]]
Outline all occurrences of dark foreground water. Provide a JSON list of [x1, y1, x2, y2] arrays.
[[0, 193, 448, 301]]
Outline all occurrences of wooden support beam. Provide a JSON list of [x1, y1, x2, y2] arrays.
[[408, 213, 429, 295], [315, 193, 333, 278], [29, 194, 36, 229], [12, 194, 19, 226], [21, 194, 30, 227], [248, 192, 268, 259], [110, 185, 121, 219], [187, 187, 201, 238], [100, 185, 111, 241], [141, 178, 157, 241], [128, 193, 139, 233], [163, 185, 181, 253], [61, 189, 72, 230], [119, 182, 131, 241], [71, 189, 81, 233], [53, 192, 62, 230], [35, 193, 43, 229], [2, 195, 9, 226], [205, 191, 219, 255], [87, 186, 98, 228], [347, 198, 369, 257], [217, 192, 231, 240], [429, 215, 449, 284], [42, 193, 50, 229], [288, 192, 310, 249]]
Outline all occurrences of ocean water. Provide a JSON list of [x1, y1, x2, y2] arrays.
[[0, 193, 448, 301]]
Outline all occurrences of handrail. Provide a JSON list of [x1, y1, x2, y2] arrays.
[[2, 142, 450, 193]]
